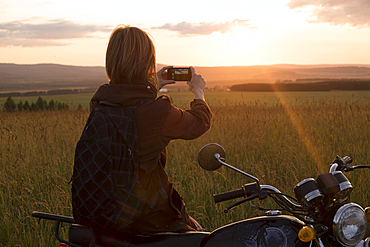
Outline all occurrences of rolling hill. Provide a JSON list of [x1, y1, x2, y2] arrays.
[[1, 63, 370, 93]]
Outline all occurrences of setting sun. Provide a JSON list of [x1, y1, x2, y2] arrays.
[[222, 25, 266, 55]]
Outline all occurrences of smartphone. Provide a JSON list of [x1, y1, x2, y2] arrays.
[[167, 67, 192, 81]]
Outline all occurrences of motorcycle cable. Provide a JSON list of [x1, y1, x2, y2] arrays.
[[223, 192, 260, 213], [223, 190, 296, 213], [263, 192, 305, 213], [245, 192, 319, 225], [266, 192, 300, 204], [239, 191, 301, 213], [267, 193, 315, 224], [267, 193, 304, 215]]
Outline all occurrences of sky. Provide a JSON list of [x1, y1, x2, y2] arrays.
[[1, 0, 370, 67]]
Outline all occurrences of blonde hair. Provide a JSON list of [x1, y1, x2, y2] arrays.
[[105, 25, 158, 88]]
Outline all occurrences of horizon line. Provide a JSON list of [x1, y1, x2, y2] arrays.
[[1, 62, 370, 68]]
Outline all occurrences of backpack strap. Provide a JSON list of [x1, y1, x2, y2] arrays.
[[98, 99, 152, 108], [99, 101, 120, 107]]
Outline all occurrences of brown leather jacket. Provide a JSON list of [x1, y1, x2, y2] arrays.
[[90, 79, 212, 234]]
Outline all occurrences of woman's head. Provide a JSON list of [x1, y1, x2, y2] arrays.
[[105, 25, 158, 87]]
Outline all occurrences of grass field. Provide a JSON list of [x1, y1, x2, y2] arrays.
[[2, 90, 370, 110], [1, 91, 370, 246]]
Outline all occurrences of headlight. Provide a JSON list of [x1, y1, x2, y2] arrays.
[[333, 203, 367, 246]]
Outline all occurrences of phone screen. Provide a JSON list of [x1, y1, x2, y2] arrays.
[[168, 67, 191, 81]]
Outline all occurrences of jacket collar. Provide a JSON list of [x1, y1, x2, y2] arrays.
[[91, 79, 157, 107]]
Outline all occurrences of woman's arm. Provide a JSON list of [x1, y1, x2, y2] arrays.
[[163, 100, 212, 140], [163, 67, 211, 140], [161, 67, 211, 140], [187, 67, 205, 101]]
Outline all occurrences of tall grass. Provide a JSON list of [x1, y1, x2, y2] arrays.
[[1, 91, 370, 246], [0, 110, 87, 246]]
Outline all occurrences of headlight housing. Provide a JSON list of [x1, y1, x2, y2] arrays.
[[333, 203, 367, 246]]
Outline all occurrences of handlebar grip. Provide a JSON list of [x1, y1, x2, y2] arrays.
[[214, 188, 245, 204], [343, 155, 352, 164]]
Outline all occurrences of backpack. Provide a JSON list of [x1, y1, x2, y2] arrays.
[[71, 100, 149, 231]]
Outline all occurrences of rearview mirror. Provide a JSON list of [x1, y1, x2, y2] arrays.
[[198, 143, 225, 171]]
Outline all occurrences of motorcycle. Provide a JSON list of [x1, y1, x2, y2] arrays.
[[33, 143, 370, 247]]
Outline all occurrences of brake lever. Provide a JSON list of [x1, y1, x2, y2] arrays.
[[351, 165, 370, 170], [342, 165, 355, 172], [335, 164, 370, 173]]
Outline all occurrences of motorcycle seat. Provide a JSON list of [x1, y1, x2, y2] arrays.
[[69, 224, 209, 247], [129, 231, 210, 247]]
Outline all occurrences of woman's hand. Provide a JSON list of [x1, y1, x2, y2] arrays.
[[187, 67, 205, 100], [157, 66, 175, 90]]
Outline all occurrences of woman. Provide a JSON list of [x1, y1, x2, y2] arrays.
[[88, 25, 212, 234]]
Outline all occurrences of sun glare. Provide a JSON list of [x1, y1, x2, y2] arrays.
[[221, 25, 266, 55]]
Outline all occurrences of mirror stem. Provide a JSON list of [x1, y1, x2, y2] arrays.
[[215, 153, 260, 188]]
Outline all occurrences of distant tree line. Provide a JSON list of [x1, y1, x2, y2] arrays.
[[1, 96, 82, 112], [0, 88, 96, 98], [230, 80, 370, 92]]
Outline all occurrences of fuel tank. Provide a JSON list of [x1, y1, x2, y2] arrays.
[[200, 215, 310, 247]]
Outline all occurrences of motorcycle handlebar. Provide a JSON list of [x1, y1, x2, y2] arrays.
[[214, 188, 245, 204], [213, 182, 259, 204], [213, 183, 303, 212], [329, 155, 370, 173]]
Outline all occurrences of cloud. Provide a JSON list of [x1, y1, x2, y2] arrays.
[[152, 19, 254, 36], [0, 38, 69, 47], [287, 0, 370, 27], [0, 19, 112, 47]]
